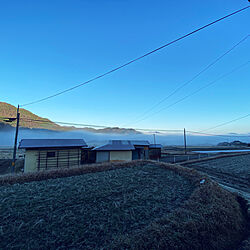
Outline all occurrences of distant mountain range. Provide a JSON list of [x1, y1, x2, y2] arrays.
[[217, 141, 250, 147], [0, 102, 140, 134]]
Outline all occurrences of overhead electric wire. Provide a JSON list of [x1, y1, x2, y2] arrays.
[[17, 117, 250, 138], [19, 117, 107, 128], [2, 115, 249, 139], [187, 130, 250, 138], [198, 113, 250, 132], [129, 60, 250, 124], [20, 6, 250, 107], [19, 117, 183, 133], [126, 34, 249, 126]]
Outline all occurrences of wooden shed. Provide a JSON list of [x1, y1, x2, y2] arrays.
[[81, 147, 96, 164], [19, 139, 88, 172], [149, 144, 162, 160], [130, 140, 150, 160]]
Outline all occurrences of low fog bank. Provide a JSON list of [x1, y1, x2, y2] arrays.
[[1, 127, 249, 147]]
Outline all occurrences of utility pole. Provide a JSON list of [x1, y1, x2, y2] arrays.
[[184, 128, 187, 155], [11, 105, 20, 173]]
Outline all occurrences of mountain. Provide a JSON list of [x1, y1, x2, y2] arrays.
[[217, 141, 250, 147], [0, 102, 61, 130], [81, 127, 141, 134], [0, 102, 140, 134]]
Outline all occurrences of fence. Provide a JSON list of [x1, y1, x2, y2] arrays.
[[160, 153, 213, 164], [0, 148, 25, 160]]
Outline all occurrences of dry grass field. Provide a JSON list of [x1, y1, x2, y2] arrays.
[[0, 160, 248, 249], [184, 154, 250, 200], [185, 154, 250, 249]]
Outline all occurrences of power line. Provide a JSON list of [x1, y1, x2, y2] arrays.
[[2, 115, 249, 139], [18, 117, 250, 138], [199, 113, 250, 132], [20, 6, 250, 107], [129, 60, 250, 124], [19, 117, 183, 133], [4, 116, 181, 132], [125, 35, 249, 126], [19, 117, 107, 128], [187, 130, 250, 138]]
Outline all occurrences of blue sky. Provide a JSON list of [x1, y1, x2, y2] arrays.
[[0, 0, 249, 134]]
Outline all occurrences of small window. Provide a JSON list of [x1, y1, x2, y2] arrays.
[[47, 152, 56, 158]]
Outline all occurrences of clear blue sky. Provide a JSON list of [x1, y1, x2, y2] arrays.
[[0, 0, 249, 134]]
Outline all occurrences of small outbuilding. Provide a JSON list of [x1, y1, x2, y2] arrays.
[[81, 147, 96, 164], [19, 139, 88, 172], [130, 140, 150, 160], [149, 144, 162, 160], [93, 140, 153, 163], [93, 140, 135, 162]]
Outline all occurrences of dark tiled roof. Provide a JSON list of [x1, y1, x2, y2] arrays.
[[19, 139, 87, 149]]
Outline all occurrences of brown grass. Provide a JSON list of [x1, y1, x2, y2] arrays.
[[0, 160, 248, 249], [112, 181, 248, 250], [0, 160, 147, 185], [0, 160, 206, 186]]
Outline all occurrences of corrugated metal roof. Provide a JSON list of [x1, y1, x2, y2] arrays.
[[149, 144, 163, 149], [108, 140, 150, 146], [19, 139, 87, 149], [93, 140, 135, 151], [108, 140, 131, 145], [93, 140, 151, 151], [129, 140, 150, 146]]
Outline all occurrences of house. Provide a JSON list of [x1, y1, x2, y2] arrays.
[[149, 144, 162, 160], [93, 140, 135, 162], [93, 140, 153, 163], [19, 139, 88, 172]]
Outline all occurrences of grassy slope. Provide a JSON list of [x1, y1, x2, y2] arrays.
[[0, 101, 61, 130], [0, 102, 140, 133], [0, 164, 194, 249], [184, 154, 250, 194], [0, 160, 248, 249]]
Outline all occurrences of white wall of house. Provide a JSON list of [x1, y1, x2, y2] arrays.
[[110, 151, 132, 161]]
